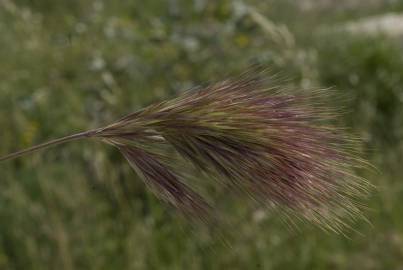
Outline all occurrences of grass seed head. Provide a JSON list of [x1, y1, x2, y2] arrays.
[[95, 68, 370, 232], [0, 68, 371, 232]]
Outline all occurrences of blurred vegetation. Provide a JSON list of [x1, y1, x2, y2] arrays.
[[1, 0, 403, 269]]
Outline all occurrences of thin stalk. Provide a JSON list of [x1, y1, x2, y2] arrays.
[[0, 130, 95, 162]]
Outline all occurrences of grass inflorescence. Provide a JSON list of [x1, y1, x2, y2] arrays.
[[0, 68, 371, 232]]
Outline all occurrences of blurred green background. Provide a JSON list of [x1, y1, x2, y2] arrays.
[[1, 0, 403, 269]]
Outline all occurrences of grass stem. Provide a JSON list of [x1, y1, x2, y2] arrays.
[[0, 130, 94, 162]]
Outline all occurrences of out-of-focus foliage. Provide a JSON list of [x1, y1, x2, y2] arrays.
[[0, 0, 402, 269]]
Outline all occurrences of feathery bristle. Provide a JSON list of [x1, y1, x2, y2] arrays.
[[92, 69, 370, 231], [0, 68, 370, 231]]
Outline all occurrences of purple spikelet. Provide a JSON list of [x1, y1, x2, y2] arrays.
[[119, 146, 211, 219], [90, 70, 369, 231], [0, 68, 370, 232]]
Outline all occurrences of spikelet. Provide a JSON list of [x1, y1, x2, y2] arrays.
[[0, 68, 370, 232]]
